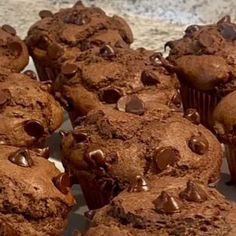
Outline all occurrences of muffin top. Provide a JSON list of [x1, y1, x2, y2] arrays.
[[0, 71, 63, 147], [165, 15, 236, 93], [54, 47, 179, 120], [25, 1, 133, 75], [0, 25, 29, 72], [61, 104, 222, 201], [90, 176, 236, 236], [213, 90, 236, 143], [0, 145, 75, 235]]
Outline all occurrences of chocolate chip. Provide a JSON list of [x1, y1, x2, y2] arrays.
[[2, 24, 16, 35], [61, 63, 78, 78], [24, 120, 44, 139], [0, 90, 10, 106], [100, 45, 115, 58], [171, 90, 182, 108], [72, 130, 87, 143], [8, 148, 33, 167], [149, 52, 162, 66], [47, 43, 64, 60], [23, 70, 37, 80], [141, 70, 160, 86], [188, 133, 209, 155], [185, 25, 200, 35], [39, 10, 53, 19], [154, 191, 180, 214], [179, 180, 208, 202], [154, 147, 180, 171], [184, 108, 200, 125], [8, 41, 22, 57], [219, 24, 236, 40], [87, 149, 106, 166], [52, 173, 70, 194], [164, 41, 175, 51], [128, 175, 149, 192], [100, 88, 122, 104], [217, 15, 231, 25], [38, 36, 50, 50], [74, 14, 90, 25]]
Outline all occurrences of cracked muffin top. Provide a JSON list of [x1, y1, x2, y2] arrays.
[[0, 71, 63, 147], [25, 1, 133, 81], [0, 25, 29, 72], [165, 15, 236, 94], [88, 176, 236, 236], [0, 145, 75, 236]]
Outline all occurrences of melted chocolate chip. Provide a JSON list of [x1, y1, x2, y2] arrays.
[[8, 148, 33, 167], [154, 191, 180, 214], [100, 45, 115, 58], [217, 15, 231, 25], [184, 108, 200, 125], [188, 133, 209, 155], [24, 120, 44, 139], [87, 149, 106, 167], [0, 90, 10, 106], [39, 10, 53, 19], [100, 88, 122, 104], [23, 70, 37, 80], [8, 41, 22, 57], [185, 25, 200, 35], [141, 70, 160, 86], [2, 24, 16, 35], [180, 180, 208, 202], [149, 52, 162, 66], [219, 24, 236, 40], [52, 173, 70, 194], [128, 175, 149, 192], [171, 90, 182, 108], [47, 43, 64, 60], [154, 147, 180, 171], [61, 63, 78, 78]]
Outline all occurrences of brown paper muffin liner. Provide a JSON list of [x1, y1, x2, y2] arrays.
[[180, 82, 220, 130], [33, 59, 59, 81], [224, 144, 236, 185]]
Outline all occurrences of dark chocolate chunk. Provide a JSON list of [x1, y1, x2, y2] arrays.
[[219, 24, 236, 40], [141, 70, 160, 86], [39, 10, 53, 19], [179, 180, 208, 202], [52, 173, 70, 194], [154, 147, 180, 171], [0, 90, 10, 106], [185, 25, 200, 35], [149, 52, 163, 66], [23, 70, 37, 80], [100, 88, 122, 104], [47, 43, 64, 60], [128, 175, 149, 192], [2, 24, 16, 35], [61, 63, 78, 78], [8, 41, 22, 57], [24, 120, 44, 139], [154, 191, 180, 214], [217, 15, 231, 25], [100, 45, 115, 58], [8, 148, 33, 167], [184, 108, 200, 125], [188, 133, 209, 155]]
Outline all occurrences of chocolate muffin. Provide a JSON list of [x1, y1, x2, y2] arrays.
[[53, 47, 179, 123], [213, 90, 236, 185], [164, 15, 236, 130], [25, 1, 133, 81], [0, 25, 29, 72], [0, 71, 63, 147], [87, 176, 236, 236], [61, 102, 222, 209], [0, 145, 75, 236]]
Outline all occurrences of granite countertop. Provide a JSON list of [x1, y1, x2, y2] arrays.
[[1, 0, 236, 235]]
